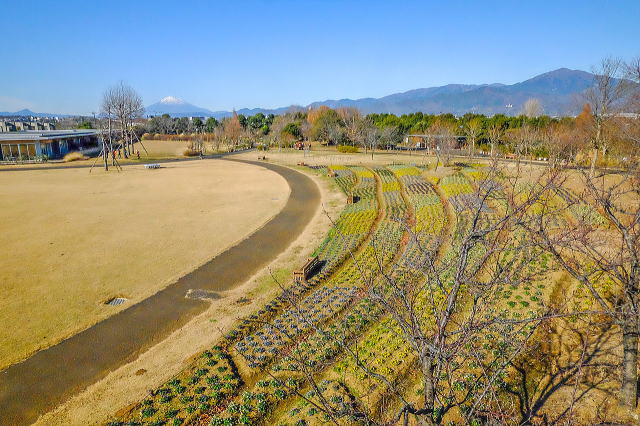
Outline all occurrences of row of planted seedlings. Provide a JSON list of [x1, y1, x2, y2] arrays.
[[373, 167, 407, 221], [439, 173, 493, 214], [387, 165, 446, 260], [280, 170, 534, 424], [314, 171, 488, 421], [303, 168, 449, 421], [110, 345, 243, 426], [327, 165, 356, 194], [553, 186, 607, 227], [228, 168, 404, 424], [386, 169, 564, 421], [391, 171, 559, 419], [464, 170, 559, 322], [450, 170, 554, 320], [371, 172, 507, 420], [270, 169, 411, 424], [196, 166, 386, 424], [109, 166, 372, 426]]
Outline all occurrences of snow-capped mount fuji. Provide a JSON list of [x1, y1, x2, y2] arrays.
[[158, 96, 185, 105], [145, 96, 215, 117]]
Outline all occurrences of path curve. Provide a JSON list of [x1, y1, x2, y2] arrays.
[[0, 159, 320, 426]]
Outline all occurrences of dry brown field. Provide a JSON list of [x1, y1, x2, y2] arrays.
[[0, 159, 288, 369]]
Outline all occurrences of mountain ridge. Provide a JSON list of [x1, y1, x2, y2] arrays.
[[143, 68, 602, 118], [0, 68, 609, 119]]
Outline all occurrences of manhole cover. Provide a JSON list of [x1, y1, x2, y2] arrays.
[[106, 297, 128, 306], [185, 289, 221, 300]]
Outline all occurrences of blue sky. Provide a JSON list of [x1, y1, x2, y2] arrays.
[[1, 0, 638, 114]]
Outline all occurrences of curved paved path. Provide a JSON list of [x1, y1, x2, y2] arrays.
[[0, 159, 320, 425]]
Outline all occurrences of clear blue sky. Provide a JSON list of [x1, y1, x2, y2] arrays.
[[1, 0, 638, 115]]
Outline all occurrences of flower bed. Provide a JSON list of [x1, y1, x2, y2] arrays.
[[234, 286, 359, 369], [110, 347, 242, 426], [328, 165, 357, 195], [438, 174, 474, 198]]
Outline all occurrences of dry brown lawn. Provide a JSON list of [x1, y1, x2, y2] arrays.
[[0, 159, 288, 370], [133, 140, 192, 157]]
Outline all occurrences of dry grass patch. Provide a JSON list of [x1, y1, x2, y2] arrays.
[[63, 151, 88, 162], [0, 159, 288, 369]]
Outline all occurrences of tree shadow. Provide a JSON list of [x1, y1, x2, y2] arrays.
[[505, 317, 619, 424]]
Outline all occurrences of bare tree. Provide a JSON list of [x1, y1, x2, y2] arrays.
[[487, 123, 504, 159], [544, 122, 585, 167], [522, 98, 543, 118], [352, 118, 381, 159], [337, 107, 362, 144], [222, 111, 244, 151], [429, 124, 457, 167], [506, 124, 538, 172], [618, 57, 640, 148], [528, 163, 640, 410], [101, 81, 144, 158], [464, 117, 483, 159], [583, 57, 630, 176]]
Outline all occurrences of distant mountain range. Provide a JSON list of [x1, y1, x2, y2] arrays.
[[144, 68, 600, 118], [0, 109, 73, 118], [0, 68, 615, 119], [305, 68, 597, 116]]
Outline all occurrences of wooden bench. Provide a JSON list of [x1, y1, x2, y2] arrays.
[[346, 194, 359, 204], [144, 163, 161, 169], [293, 256, 320, 283]]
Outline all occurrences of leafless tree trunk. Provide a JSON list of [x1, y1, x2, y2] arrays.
[[528, 163, 640, 410], [584, 57, 630, 176], [465, 118, 482, 160], [522, 98, 543, 118], [487, 124, 503, 159]]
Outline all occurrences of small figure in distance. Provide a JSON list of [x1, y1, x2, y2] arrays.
[[136, 150, 140, 160]]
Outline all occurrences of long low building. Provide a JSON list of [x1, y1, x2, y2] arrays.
[[0, 129, 99, 161]]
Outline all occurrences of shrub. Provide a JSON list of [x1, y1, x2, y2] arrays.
[[337, 145, 358, 153], [183, 148, 201, 157], [141, 407, 156, 418], [63, 151, 87, 162]]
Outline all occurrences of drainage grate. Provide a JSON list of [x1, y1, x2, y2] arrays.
[[106, 297, 128, 306]]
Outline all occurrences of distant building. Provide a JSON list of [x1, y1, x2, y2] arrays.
[[0, 129, 99, 161], [0, 120, 56, 132]]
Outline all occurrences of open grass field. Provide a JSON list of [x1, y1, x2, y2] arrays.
[[0, 159, 289, 370]]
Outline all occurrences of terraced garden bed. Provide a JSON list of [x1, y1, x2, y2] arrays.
[[108, 164, 593, 426]]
